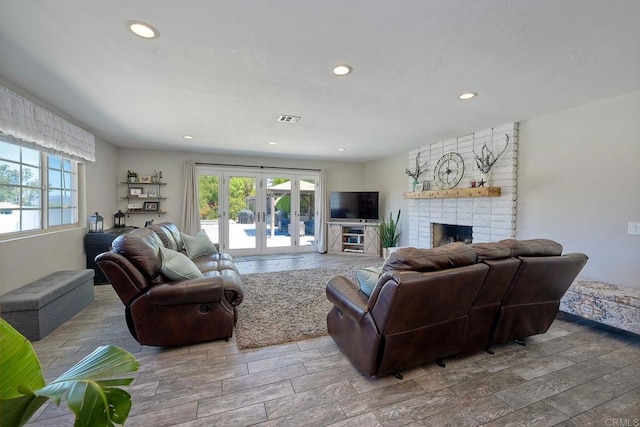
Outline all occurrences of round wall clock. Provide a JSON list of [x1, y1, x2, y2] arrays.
[[434, 152, 465, 189]]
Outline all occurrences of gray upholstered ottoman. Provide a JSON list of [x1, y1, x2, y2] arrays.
[[0, 270, 94, 341]]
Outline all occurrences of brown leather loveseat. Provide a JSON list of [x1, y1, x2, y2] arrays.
[[327, 239, 587, 377], [95, 223, 243, 347]]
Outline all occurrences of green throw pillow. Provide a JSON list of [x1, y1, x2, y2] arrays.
[[159, 246, 204, 280], [181, 230, 219, 259], [356, 266, 381, 297]]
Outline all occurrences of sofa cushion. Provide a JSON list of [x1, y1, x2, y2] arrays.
[[159, 247, 204, 280], [356, 267, 381, 296], [471, 242, 511, 261], [382, 242, 477, 272], [499, 239, 562, 257], [111, 228, 164, 280], [149, 222, 184, 251], [182, 231, 219, 259]]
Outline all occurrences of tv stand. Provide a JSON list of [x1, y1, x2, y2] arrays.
[[327, 221, 380, 256]]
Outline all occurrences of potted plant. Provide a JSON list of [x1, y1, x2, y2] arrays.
[[127, 170, 138, 183], [376, 209, 401, 259], [0, 319, 139, 427]]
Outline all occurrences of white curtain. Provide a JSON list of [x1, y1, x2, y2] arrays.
[[0, 85, 95, 162], [181, 161, 201, 235], [316, 169, 328, 253]]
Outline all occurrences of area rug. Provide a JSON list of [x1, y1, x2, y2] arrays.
[[234, 263, 381, 349]]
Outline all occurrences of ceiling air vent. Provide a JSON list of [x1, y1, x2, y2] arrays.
[[277, 115, 301, 124]]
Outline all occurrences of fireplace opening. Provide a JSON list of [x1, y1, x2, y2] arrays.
[[432, 223, 472, 247]]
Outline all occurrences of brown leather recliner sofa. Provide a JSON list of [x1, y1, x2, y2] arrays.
[[326, 239, 588, 377], [95, 222, 243, 347], [487, 239, 588, 345], [326, 243, 489, 377]]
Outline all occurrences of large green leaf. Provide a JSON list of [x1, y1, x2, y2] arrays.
[[0, 319, 139, 427], [0, 319, 49, 427], [50, 345, 140, 383], [0, 394, 49, 427], [36, 345, 138, 426], [0, 319, 45, 399]]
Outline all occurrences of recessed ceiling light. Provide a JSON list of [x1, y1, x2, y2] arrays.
[[337, 148, 346, 152], [458, 92, 478, 100], [127, 21, 159, 39], [333, 65, 353, 76], [183, 135, 194, 140], [268, 141, 277, 145]]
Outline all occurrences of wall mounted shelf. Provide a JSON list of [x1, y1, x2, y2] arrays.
[[121, 178, 168, 218], [403, 187, 501, 199]]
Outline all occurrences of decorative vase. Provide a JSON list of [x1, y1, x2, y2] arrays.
[[382, 247, 390, 259], [128, 177, 136, 183], [412, 178, 419, 191], [479, 172, 491, 187]]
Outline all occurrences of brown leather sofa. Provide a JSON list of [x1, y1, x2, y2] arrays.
[[489, 239, 588, 345], [326, 243, 489, 377], [95, 223, 243, 347], [326, 239, 588, 377], [460, 242, 520, 355]]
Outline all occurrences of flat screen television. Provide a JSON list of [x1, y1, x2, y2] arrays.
[[330, 191, 379, 221]]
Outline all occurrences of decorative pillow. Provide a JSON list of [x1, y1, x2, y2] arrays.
[[181, 230, 219, 259], [159, 247, 204, 280], [356, 266, 382, 296]]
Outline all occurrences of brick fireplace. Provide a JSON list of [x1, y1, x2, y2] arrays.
[[407, 122, 518, 247], [432, 223, 473, 247]]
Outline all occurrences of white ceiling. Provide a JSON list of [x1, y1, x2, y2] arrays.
[[1, 0, 639, 162]]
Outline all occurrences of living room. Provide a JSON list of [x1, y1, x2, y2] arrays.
[[1, 1, 639, 425]]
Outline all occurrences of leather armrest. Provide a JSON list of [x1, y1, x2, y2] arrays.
[[147, 276, 224, 306], [326, 275, 369, 322]]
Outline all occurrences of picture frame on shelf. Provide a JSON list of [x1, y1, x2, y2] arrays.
[[139, 176, 152, 183], [414, 183, 424, 192], [143, 201, 159, 212], [129, 187, 143, 196], [147, 188, 158, 198]]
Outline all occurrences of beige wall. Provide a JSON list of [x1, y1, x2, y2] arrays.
[[517, 91, 640, 289], [116, 148, 366, 228], [364, 151, 410, 246], [86, 138, 119, 228]]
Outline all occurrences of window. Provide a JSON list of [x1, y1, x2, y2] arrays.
[[0, 139, 78, 234], [47, 154, 77, 226]]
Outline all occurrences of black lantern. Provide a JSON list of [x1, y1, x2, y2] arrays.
[[114, 210, 126, 227], [88, 212, 104, 233]]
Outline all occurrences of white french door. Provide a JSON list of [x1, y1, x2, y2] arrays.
[[197, 167, 319, 256]]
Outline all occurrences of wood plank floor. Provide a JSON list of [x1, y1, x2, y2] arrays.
[[26, 253, 640, 426]]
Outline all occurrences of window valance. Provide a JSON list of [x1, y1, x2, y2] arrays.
[[0, 85, 95, 162]]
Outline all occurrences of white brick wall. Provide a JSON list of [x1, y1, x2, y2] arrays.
[[407, 122, 518, 247]]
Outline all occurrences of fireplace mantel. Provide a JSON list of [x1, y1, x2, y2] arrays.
[[403, 187, 501, 199]]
